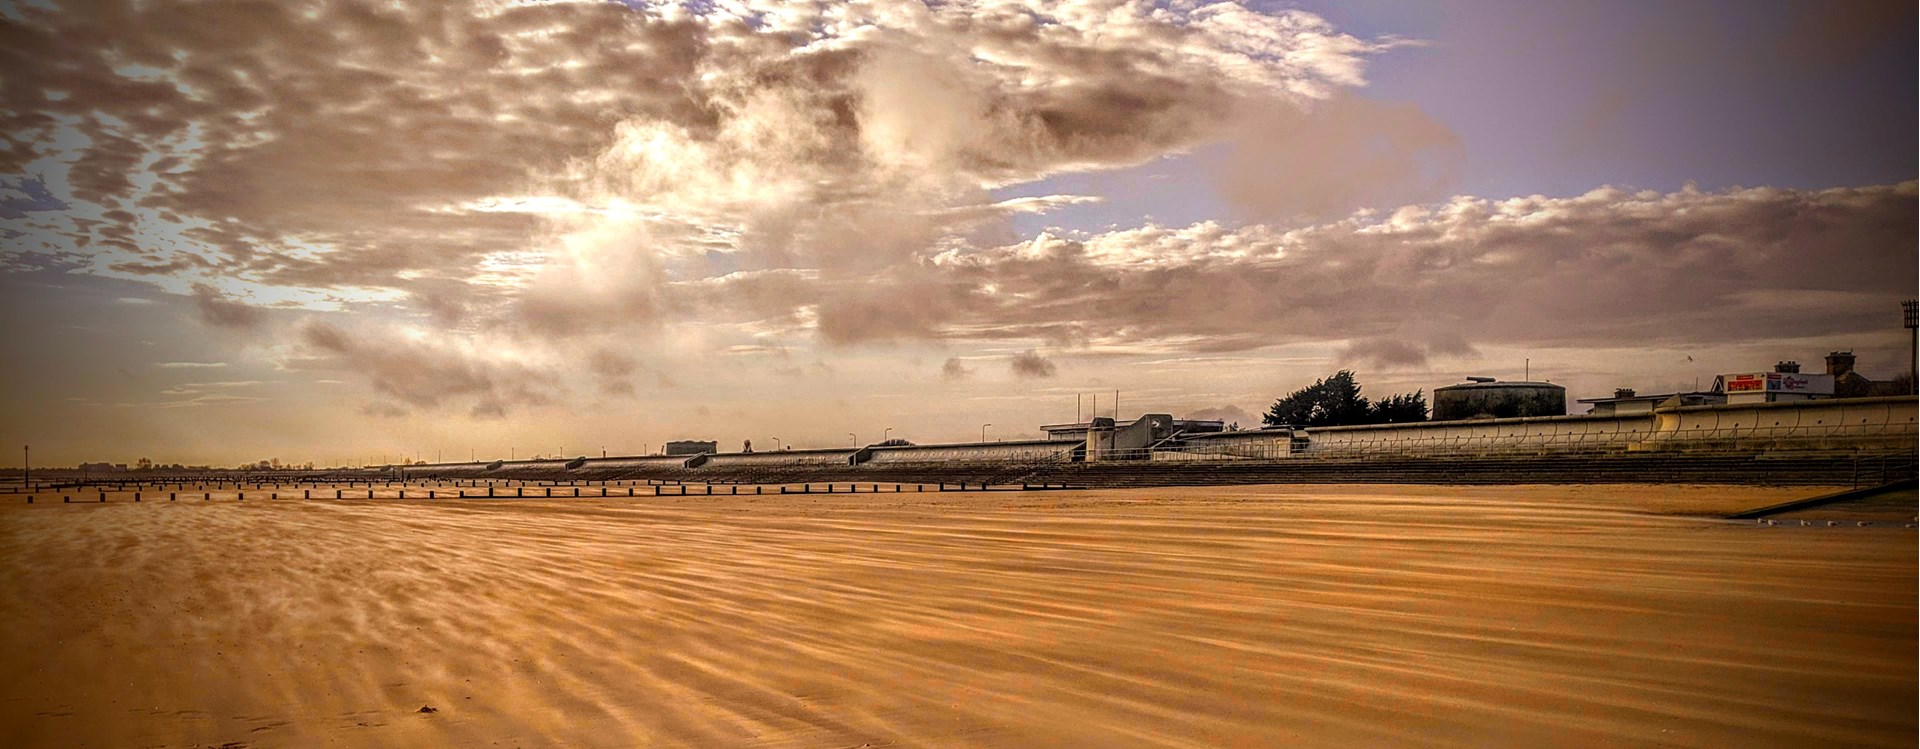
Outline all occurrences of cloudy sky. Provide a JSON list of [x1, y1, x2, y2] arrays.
[[1, 0, 1914, 467]]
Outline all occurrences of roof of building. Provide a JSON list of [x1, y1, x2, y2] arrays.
[[1575, 391, 1721, 404], [1434, 380, 1565, 392]]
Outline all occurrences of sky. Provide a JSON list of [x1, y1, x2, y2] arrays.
[[0, 0, 1914, 467]]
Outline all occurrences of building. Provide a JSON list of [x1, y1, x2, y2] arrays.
[[1577, 388, 1724, 416], [1432, 378, 1567, 421], [1823, 350, 1910, 398], [1714, 371, 1833, 404], [1712, 359, 1835, 405], [662, 440, 717, 456]]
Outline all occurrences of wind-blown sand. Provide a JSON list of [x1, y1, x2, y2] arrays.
[[1, 484, 1912, 747]]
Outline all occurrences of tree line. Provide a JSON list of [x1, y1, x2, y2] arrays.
[[1261, 370, 1428, 428]]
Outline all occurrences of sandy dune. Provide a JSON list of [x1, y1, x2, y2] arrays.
[[1, 484, 1912, 747]]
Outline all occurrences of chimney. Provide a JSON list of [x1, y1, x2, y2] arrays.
[[1825, 350, 1856, 377], [1774, 361, 1799, 373], [1613, 387, 1636, 399]]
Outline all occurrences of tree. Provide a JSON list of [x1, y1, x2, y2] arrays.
[[1369, 390, 1428, 423], [1263, 370, 1371, 427], [1263, 370, 1429, 427]]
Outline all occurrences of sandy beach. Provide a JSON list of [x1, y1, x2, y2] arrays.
[[1, 484, 1912, 748]]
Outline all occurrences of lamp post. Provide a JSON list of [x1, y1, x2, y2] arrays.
[[771, 437, 782, 451], [883, 427, 893, 442], [848, 432, 857, 446], [982, 423, 992, 442], [1903, 299, 1917, 393]]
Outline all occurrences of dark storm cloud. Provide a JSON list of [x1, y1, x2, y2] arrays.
[[1009, 350, 1057, 379], [941, 357, 974, 380]]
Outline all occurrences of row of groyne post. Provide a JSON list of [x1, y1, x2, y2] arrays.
[[8, 477, 1084, 504]]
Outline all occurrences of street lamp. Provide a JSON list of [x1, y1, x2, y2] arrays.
[[982, 423, 992, 442], [883, 427, 893, 442], [848, 432, 857, 446], [772, 437, 782, 451]]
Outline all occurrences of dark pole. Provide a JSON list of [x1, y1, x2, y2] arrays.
[[21, 445, 27, 487], [1903, 299, 1917, 393]]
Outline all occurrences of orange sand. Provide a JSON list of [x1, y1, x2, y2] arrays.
[[1, 484, 1913, 747]]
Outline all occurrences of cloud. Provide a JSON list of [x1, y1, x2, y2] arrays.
[[587, 349, 639, 396], [159, 380, 263, 396], [906, 182, 1917, 353], [1009, 349, 1057, 378], [0, 176, 66, 219], [9, 1, 1912, 433], [157, 361, 226, 369], [190, 283, 267, 331], [359, 401, 409, 419], [0, 0, 1402, 338], [941, 357, 974, 380], [1340, 336, 1474, 369], [1184, 404, 1254, 424], [297, 321, 556, 416]]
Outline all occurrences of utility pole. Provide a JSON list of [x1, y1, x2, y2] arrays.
[[1525, 358, 1530, 381]]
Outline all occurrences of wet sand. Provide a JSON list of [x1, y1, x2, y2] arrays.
[[0, 484, 1912, 747]]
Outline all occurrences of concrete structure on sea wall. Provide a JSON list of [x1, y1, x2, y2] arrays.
[[663, 440, 717, 456], [1432, 378, 1567, 420]]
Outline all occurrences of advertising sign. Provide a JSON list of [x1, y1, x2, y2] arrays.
[[1721, 372, 1834, 395]]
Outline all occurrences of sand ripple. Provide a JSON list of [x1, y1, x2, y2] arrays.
[[0, 484, 1911, 747]]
